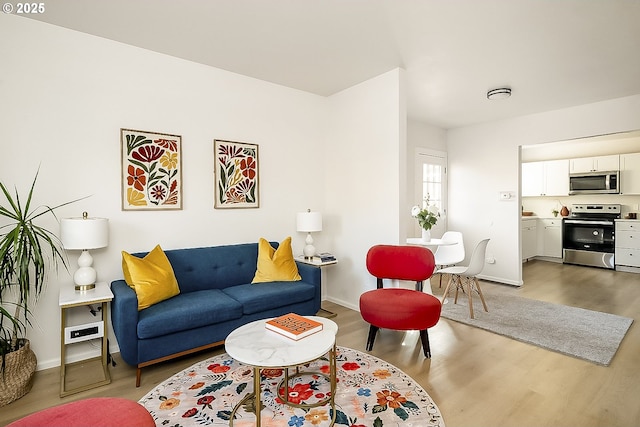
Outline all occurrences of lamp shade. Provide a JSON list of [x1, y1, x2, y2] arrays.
[[296, 211, 322, 232], [60, 215, 109, 250]]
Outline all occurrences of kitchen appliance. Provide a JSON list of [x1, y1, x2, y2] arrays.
[[569, 171, 619, 195], [562, 204, 620, 269]]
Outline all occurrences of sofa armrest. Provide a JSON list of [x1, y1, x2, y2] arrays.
[[110, 280, 139, 366], [296, 261, 322, 312]]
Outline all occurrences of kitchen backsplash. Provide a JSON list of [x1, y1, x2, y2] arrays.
[[522, 194, 640, 218]]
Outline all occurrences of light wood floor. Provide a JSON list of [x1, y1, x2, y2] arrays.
[[2, 260, 639, 426]]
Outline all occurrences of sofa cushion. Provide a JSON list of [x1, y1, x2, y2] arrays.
[[122, 245, 180, 310], [222, 281, 315, 315], [252, 237, 301, 283], [137, 289, 243, 339]]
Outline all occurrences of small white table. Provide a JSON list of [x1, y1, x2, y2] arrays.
[[406, 237, 457, 248], [59, 282, 113, 397], [296, 255, 338, 318], [225, 316, 338, 427]]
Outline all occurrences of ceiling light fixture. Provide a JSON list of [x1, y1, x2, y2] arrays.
[[487, 87, 511, 100]]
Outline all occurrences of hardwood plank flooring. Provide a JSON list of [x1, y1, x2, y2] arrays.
[[2, 260, 639, 426]]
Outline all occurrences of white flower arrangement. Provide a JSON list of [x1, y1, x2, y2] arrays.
[[411, 197, 440, 231]]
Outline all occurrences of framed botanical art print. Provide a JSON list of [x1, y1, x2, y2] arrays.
[[214, 139, 259, 209], [121, 128, 182, 210]]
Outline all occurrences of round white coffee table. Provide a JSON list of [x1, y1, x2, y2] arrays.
[[225, 316, 338, 427]]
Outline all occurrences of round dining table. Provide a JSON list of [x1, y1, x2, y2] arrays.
[[405, 237, 457, 294]]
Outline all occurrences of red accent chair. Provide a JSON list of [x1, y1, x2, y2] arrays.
[[359, 244, 442, 357]]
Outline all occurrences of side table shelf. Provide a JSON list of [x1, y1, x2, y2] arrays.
[[59, 282, 113, 397], [295, 255, 338, 318]]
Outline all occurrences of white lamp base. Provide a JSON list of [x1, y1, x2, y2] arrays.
[[74, 250, 97, 291], [303, 232, 316, 259]]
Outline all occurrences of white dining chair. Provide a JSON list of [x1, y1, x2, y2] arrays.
[[440, 238, 490, 319], [434, 231, 465, 288]]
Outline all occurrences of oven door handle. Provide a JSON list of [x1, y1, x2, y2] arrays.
[[564, 219, 614, 226]]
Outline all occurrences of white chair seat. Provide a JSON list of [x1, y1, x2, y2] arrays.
[[437, 265, 467, 276]]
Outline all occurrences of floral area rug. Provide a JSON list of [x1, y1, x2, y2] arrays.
[[140, 346, 444, 427]]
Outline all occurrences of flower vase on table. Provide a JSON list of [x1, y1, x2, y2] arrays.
[[412, 195, 440, 244]]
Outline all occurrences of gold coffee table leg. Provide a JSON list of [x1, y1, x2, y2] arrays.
[[254, 367, 261, 426], [229, 367, 263, 427]]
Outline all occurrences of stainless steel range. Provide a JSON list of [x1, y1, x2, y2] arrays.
[[562, 204, 621, 269]]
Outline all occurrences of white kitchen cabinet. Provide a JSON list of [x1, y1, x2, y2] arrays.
[[521, 159, 569, 197], [521, 162, 543, 197], [620, 152, 640, 195], [570, 154, 619, 173], [615, 220, 640, 272], [540, 218, 562, 258], [522, 219, 537, 261]]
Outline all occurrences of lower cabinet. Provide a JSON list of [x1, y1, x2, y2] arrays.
[[522, 218, 563, 262], [616, 220, 640, 272], [522, 219, 537, 261], [541, 219, 562, 258]]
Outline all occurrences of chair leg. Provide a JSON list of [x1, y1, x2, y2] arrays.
[[465, 276, 475, 319], [419, 329, 432, 358], [453, 275, 462, 304], [441, 275, 454, 304], [366, 325, 379, 351], [474, 277, 489, 312]]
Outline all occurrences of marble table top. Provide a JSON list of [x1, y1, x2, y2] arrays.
[[225, 316, 338, 368]]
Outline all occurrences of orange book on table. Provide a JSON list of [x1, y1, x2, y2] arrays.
[[265, 313, 324, 340]]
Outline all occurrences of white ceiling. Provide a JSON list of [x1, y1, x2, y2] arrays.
[[24, 0, 640, 129]]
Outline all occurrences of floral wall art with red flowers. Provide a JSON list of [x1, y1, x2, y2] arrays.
[[214, 139, 259, 209], [121, 128, 182, 210]]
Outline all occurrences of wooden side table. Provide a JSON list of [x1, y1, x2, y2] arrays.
[[59, 282, 113, 397], [296, 255, 338, 318]]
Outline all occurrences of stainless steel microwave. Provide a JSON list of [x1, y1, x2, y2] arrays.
[[569, 171, 619, 195]]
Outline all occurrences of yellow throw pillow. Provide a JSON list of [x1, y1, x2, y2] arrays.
[[252, 237, 302, 283], [121, 244, 180, 310]]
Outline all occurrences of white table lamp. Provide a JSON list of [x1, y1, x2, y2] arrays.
[[60, 212, 109, 291], [297, 209, 322, 259]]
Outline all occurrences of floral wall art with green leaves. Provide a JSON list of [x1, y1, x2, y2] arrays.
[[121, 129, 182, 210], [214, 139, 259, 209]]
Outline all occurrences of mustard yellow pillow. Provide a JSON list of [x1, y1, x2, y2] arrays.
[[252, 237, 302, 283], [121, 245, 180, 310]]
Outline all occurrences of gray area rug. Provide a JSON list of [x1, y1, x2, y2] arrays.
[[440, 291, 633, 366]]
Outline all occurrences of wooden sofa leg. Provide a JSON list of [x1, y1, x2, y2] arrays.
[[419, 329, 432, 358], [366, 325, 379, 351], [136, 367, 142, 387]]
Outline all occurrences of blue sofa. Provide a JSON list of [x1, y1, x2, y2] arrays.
[[110, 242, 321, 386]]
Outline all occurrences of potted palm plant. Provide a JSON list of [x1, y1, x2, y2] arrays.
[[0, 170, 79, 406]]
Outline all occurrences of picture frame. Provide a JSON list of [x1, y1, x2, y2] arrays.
[[214, 139, 259, 209], [121, 128, 182, 211]]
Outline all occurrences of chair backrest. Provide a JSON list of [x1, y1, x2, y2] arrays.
[[366, 245, 436, 288], [434, 231, 465, 266], [461, 238, 490, 277]]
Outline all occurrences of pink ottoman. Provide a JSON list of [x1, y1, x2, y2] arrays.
[[7, 397, 155, 427]]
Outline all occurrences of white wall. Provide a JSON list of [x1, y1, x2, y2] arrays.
[[0, 14, 328, 369], [323, 69, 405, 310], [447, 95, 640, 286]]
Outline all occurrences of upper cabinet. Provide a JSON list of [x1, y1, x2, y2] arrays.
[[621, 153, 640, 195], [522, 159, 569, 197], [569, 155, 620, 173]]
